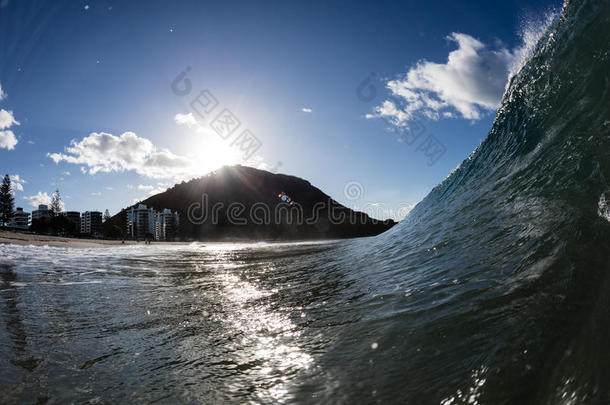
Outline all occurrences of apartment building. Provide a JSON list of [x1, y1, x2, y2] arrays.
[[65, 211, 81, 229], [81, 211, 102, 236], [9, 207, 30, 230], [126, 204, 156, 240], [31, 204, 51, 221], [154, 208, 180, 241], [127, 204, 179, 240]]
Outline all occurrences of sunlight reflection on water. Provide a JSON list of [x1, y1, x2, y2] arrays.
[[216, 265, 313, 402]]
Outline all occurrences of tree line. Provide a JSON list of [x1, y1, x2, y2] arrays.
[[0, 174, 122, 238]]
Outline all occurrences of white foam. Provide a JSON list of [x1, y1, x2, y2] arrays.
[[507, 6, 562, 83], [598, 194, 610, 223]]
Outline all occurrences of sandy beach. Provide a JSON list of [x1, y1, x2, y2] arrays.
[[0, 230, 162, 247]]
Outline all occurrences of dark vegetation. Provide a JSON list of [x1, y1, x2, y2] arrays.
[[106, 165, 396, 241]]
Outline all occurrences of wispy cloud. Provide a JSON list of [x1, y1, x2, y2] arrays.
[[174, 112, 198, 127], [0, 83, 4, 101], [301, 107, 312, 113]]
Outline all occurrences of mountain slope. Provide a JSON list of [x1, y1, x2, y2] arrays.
[[107, 165, 396, 240]]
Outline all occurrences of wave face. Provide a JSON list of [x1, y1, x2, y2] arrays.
[[309, 0, 610, 403]]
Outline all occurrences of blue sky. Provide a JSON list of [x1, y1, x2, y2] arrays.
[[0, 0, 561, 219]]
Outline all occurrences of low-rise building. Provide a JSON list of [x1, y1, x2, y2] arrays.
[[9, 207, 30, 230], [81, 211, 102, 236], [32, 204, 51, 221]]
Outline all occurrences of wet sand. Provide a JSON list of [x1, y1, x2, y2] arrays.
[[0, 230, 173, 247]]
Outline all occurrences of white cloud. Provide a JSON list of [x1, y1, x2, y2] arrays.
[[48, 131, 196, 180], [174, 112, 217, 136], [25, 191, 52, 208], [0, 84, 20, 150], [91, 192, 101, 196], [105, 186, 114, 190], [0, 130, 17, 150], [149, 187, 165, 195], [9, 174, 25, 193], [174, 112, 198, 127], [301, 107, 312, 113], [63, 171, 71, 176], [370, 33, 517, 125], [365, 100, 410, 125], [0, 109, 19, 130], [370, 9, 560, 128], [10, 174, 26, 184], [138, 184, 166, 195]]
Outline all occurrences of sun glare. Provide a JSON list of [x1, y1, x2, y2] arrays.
[[188, 128, 243, 174]]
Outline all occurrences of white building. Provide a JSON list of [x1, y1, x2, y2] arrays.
[[31, 204, 51, 221], [154, 209, 180, 241], [126, 204, 156, 240], [81, 211, 102, 236], [9, 207, 30, 230]]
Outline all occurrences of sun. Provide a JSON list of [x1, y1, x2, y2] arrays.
[[189, 128, 243, 174]]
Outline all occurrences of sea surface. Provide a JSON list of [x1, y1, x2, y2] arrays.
[[2, 0, 610, 403], [0, 241, 361, 404]]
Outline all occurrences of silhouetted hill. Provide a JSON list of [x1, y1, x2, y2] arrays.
[[106, 165, 396, 240]]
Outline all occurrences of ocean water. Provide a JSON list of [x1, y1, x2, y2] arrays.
[[2, 0, 610, 403], [0, 242, 356, 403]]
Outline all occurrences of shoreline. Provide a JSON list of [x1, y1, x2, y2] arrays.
[[0, 230, 183, 248], [0, 230, 346, 248]]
